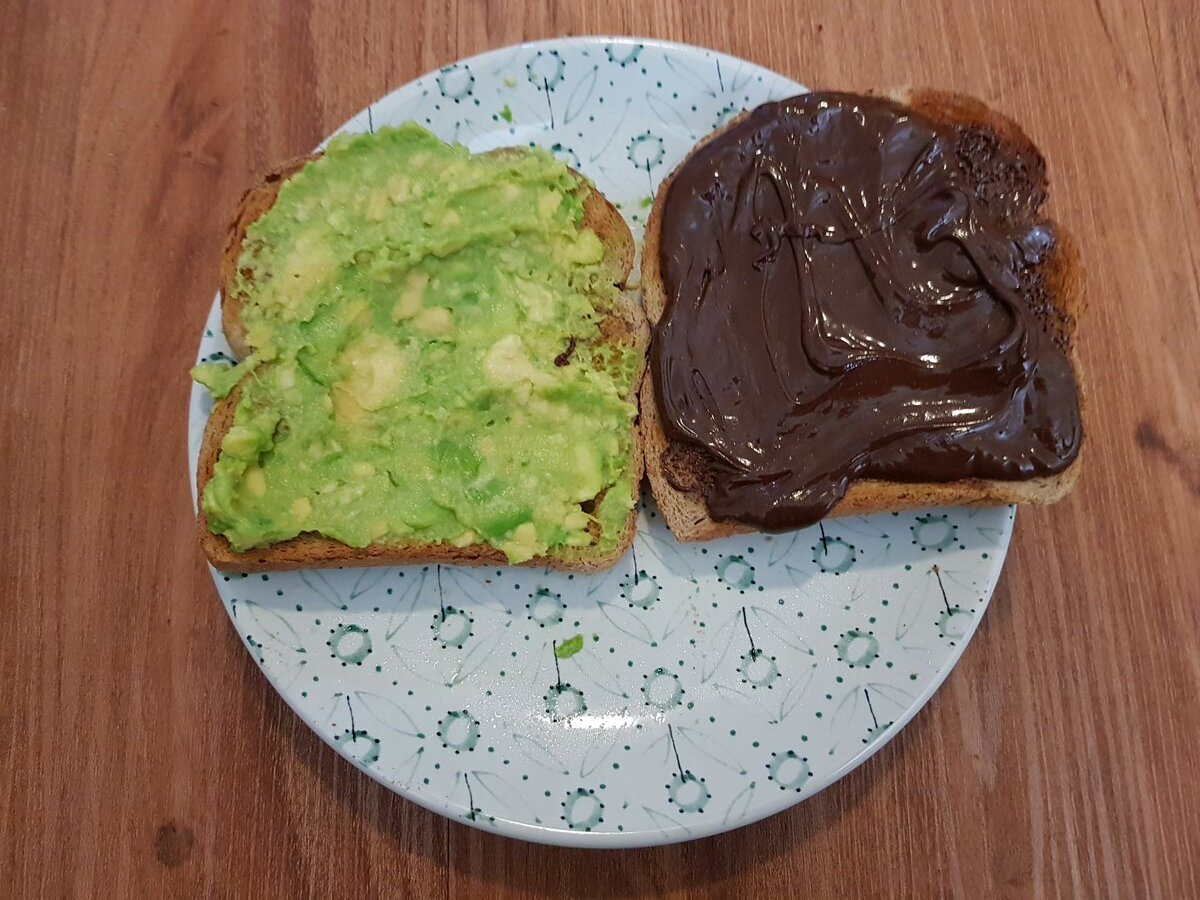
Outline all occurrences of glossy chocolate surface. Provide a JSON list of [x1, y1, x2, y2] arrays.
[[652, 93, 1081, 529]]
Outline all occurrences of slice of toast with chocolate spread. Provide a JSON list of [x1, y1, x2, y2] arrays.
[[640, 89, 1085, 542]]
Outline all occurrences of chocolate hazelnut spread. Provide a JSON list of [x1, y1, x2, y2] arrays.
[[651, 93, 1082, 530]]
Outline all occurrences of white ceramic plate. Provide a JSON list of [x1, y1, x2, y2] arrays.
[[188, 37, 1014, 847]]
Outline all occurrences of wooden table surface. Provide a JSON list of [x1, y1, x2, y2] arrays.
[[3, 0, 1198, 896]]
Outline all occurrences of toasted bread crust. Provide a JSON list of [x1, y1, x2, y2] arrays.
[[640, 89, 1086, 542], [199, 149, 648, 572]]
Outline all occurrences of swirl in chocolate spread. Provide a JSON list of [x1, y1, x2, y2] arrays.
[[651, 93, 1082, 530]]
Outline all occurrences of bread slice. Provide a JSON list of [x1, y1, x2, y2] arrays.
[[198, 149, 648, 572], [640, 89, 1086, 542]]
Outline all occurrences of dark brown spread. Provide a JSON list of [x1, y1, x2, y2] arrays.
[[651, 92, 1082, 530]]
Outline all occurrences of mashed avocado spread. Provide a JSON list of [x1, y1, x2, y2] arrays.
[[192, 125, 638, 563]]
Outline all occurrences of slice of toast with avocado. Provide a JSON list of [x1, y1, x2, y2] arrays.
[[193, 125, 648, 572]]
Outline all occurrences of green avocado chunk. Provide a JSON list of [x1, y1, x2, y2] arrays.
[[193, 124, 637, 563], [554, 634, 585, 659]]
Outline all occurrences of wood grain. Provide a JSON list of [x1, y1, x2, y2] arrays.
[[2, 0, 1197, 896]]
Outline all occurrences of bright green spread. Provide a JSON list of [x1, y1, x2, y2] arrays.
[[192, 125, 638, 563]]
